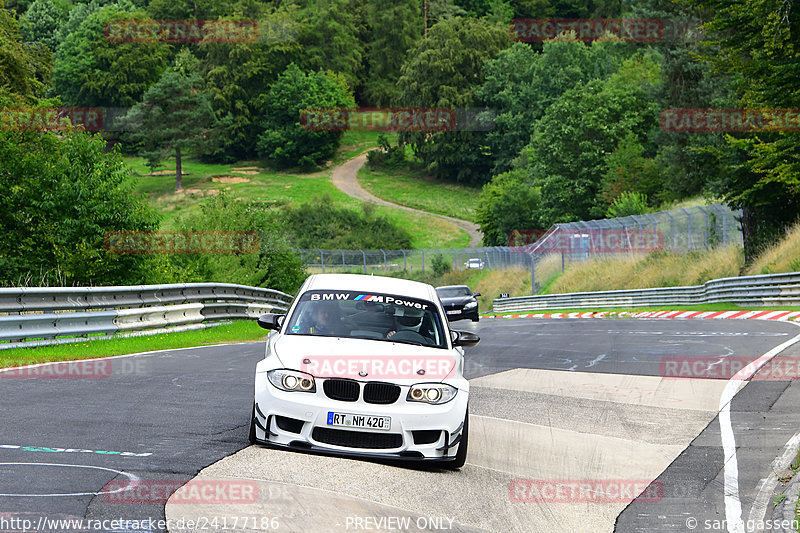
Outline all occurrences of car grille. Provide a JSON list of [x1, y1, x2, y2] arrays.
[[312, 427, 403, 449], [323, 379, 360, 402], [363, 382, 401, 404]]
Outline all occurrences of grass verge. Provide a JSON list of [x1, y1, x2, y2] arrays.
[[358, 164, 480, 222], [0, 321, 267, 368]]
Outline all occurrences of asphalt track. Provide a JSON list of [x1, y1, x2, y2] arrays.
[[1, 318, 799, 532]]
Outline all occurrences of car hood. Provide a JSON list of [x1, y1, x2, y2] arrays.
[[269, 334, 458, 384], [438, 296, 475, 306]]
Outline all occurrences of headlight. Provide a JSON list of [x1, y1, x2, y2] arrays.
[[267, 369, 316, 393], [407, 384, 457, 404], [464, 301, 477, 309]]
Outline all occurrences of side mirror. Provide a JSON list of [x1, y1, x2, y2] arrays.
[[451, 330, 480, 348], [257, 313, 284, 331], [473, 292, 481, 297]]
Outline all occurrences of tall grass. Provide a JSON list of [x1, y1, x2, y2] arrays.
[[544, 246, 744, 294], [746, 222, 800, 275]]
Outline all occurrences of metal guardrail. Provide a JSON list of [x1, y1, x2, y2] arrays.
[[0, 283, 293, 350], [492, 272, 800, 312]]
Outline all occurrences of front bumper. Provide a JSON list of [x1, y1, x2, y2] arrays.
[[444, 307, 478, 321], [253, 377, 468, 462]]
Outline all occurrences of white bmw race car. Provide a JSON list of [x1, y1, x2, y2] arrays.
[[249, 273, 479, 468]]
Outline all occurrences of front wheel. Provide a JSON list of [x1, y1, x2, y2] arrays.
[[446, 409, 469, 469]]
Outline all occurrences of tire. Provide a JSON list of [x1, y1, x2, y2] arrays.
[[446, 409, 469, 469], [471, 314, 479, 323], [248, 404, 258, 444]]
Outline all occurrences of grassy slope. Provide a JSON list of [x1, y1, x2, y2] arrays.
[[128, 131, 468, 249], [745, 222, 800, 275], [540, 245, 745, 294], [358, 164, 481, 222], [535, 223, 800, 295]]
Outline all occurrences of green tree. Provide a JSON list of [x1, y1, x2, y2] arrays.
[[0, 0, 52, 103], [606, 191, 649, 218], [397, 17, 510, 185], [198, 7, 305, 160], [277, 196, 413, 250], [690, 0, 800, 259], [601, 132, 664, 206], [521, 52, 663, 223], [20, 0, 71, 50], [0, 129, 160, 285], [172, 194, 307, 293], [297, 0, 364, 93], [53, 3, 169, 106], [122, 66, 230, 191], [145, 0, 220, 19], [476, 39, 627, 175], [475, 169, 542, 246], [362, 0, 421, 106], [256, 63, 355, 168]]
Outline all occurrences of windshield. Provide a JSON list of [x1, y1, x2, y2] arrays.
[[436, 287, 472, 298], [284, 290, 447, 348]]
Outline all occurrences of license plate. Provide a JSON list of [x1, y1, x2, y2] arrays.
[[446, 310, 460, 315], [327, 412, 391, 431]]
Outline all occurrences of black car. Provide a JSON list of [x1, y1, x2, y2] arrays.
[[435, 285, 480, 322]]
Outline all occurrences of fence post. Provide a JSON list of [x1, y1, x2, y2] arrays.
[[341, 250, 345, 270], [362, 250, 367, 274], [402, 250, 407, 271], [679, 207, 692, 250], [382, 250, 387, 271], [716, 204, 729, 244], [422, 250, 425, 272], [696, 206, 710, 248], [319, 249, 324, 273], [530, 253, 536, 295], [664, 211, 675, 249]]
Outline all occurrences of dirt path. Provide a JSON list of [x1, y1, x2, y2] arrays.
[[331, 154, 483, 247]]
